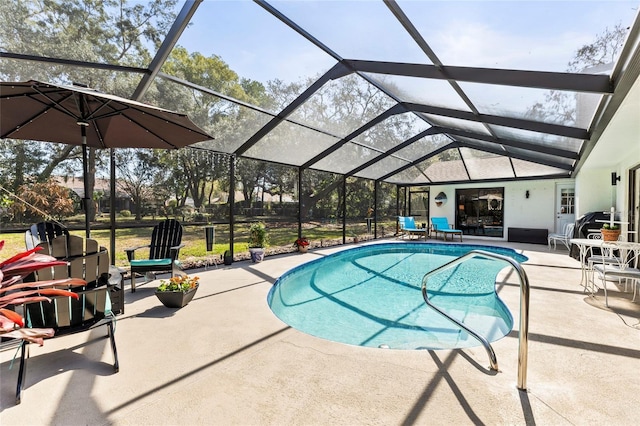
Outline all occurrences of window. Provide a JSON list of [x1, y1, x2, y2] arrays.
[[560, 188, 575, 214], [456, 188, 505, 237]]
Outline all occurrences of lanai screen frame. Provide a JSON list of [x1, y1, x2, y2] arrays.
[[2, 0, 640, 258]]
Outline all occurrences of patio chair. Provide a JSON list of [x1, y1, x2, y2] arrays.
[[397, 216, 428, 240], [25, 221, 69, 251], [125, 219, 185, 292], [14, 234, 119, 404], [547, 223, 575, 250], [590, 242, 640, 307], [430, 217, 463, 241]]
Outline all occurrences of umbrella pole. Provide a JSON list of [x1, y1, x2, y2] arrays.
[[81, 125, 91, 238], [110, 148, 116, 265]]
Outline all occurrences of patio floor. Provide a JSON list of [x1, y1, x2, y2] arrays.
[[1, 239, 639, 425]]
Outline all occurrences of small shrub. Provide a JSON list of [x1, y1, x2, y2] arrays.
[[120, 210, 131, 217]]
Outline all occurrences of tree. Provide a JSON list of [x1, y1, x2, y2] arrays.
[[526, 23, 628, 125], [149, 47, 270, 211], [255, 73, 415, 218], [236, 158, 267, 213], [0, 0, 178, 222], [115, 149, 160, 220], [8, 179, 75, 222]]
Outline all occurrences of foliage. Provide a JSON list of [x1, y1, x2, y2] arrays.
[[8, 178, 75, 221], [568, 23, 628, 72], [293, 236, 309, 248], [115, 149, 162, 220], [0, 0, 179, 220], [248, 222, 269, 248], [526, 23, 627, 125], [602, 223, 619, 230], [0, 240, 87, 345], [157, 275, 199, 293]]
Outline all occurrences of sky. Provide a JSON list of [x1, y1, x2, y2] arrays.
[[173, 0, 640, 84]]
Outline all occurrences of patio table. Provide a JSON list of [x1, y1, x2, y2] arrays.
[[570, 238, 640, 291]]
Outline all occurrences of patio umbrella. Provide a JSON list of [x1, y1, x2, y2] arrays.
[[0, 79, 213, 243]]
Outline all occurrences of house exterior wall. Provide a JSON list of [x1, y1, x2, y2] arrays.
[[426, 73, 640, 241], [575, 71, 640, 234], [427, 179, 573, 241]]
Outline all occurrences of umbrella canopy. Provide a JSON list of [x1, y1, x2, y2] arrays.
[[0, 79, 213, 240], [0, 80, 212, 148]]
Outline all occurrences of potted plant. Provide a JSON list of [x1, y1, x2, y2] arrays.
[[601, 223, 621, 241], [293, 236, 310, 253], [155, 274, 199, 308], [248, 222, 269, 262]]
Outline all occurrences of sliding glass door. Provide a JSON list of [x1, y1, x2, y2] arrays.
[[456, 188, 504, 237]]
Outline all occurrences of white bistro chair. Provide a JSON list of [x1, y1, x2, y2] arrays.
[[548, 223, 575, 250], [591, 242, 640, 307]]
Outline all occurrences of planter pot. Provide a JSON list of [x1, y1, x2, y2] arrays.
[[155, 284, 199, 308], [249, 247, 265, 263], [298, 245, 308, 253], [223, 250, 233, 265], [601, 229, 621, 241]]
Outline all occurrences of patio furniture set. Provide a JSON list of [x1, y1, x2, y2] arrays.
[[4, 219, 185, 405], [570, 236, 640, 307], [398, 216, 463, 241]]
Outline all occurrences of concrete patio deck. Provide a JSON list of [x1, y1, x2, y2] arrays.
[[1, 239, 639, 425]]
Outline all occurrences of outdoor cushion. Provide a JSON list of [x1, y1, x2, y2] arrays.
[[430, 217, 463, 241], [130, 258, 173, 267], [398, 216, 427, 240]]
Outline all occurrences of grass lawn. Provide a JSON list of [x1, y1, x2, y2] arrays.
[[1, 220, 396, 268]]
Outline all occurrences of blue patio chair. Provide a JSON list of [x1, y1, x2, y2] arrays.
[[430, 217, 463, 241], [398, 216, 428, 240]]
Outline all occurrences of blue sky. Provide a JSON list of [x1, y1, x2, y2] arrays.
[[174, 0, 640, 84]]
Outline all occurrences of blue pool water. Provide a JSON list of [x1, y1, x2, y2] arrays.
[[268, 242, 528, 350]]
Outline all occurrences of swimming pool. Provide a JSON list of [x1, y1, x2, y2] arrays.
[[268, 242, 528, 350]]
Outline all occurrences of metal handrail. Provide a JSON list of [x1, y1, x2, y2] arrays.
[[421, 250, 530, 390]]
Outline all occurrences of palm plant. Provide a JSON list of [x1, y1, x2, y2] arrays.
[[0, 240, 87, 345]]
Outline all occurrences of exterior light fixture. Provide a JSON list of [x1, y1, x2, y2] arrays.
[[611, 172, 621, 186]]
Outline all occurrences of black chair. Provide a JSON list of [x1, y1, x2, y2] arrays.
[[125, 219, 184, 292], [16, 286, 118, 404], [14, 233, 119, 405], [25, 221, 69, 251]]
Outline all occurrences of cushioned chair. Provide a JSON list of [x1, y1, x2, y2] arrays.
[[397, 216, 428, 240], [430, 217, 463, 241], [125, 219, 184, 292]]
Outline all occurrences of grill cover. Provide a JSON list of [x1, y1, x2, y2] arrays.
[[569, 211, 610, 259]]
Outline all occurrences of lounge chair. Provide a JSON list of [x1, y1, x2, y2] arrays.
[[430, 217, 463, 241], [125, 219, 184, 292], [398, 216, 428, 240], [547, 223, 575, 250]]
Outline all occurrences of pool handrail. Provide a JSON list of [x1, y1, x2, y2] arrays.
[[421, 249, 530, 390]]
